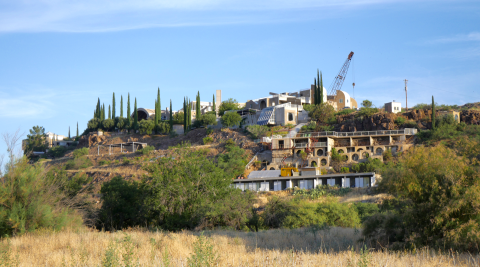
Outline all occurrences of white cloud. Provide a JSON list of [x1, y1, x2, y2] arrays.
[[0, 0, 419, 32], [0, 90, 55, 118], [428, 32, 480, 44]]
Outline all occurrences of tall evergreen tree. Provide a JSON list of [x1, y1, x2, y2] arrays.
[[133, 98, 138, 131], [120, 95, 124, 118], [157, 87, 161, 120], [154, 98, 158, 134], [432, 96, 436, 130], [68, 127, 70, 139], [314, 78, 318, 105], [169, 99, 173, 132], [108, 105, 111, 120], [112, 93, 116, 119], [76, 122, 79, 137], [102, 104, 105, 120], [320, 71, 324, 105], [96, 98, 101, 119], [127, 93, 131, 124], [212, 94, 216, 115], [196, 91, 201, 121], [188, 99, 192, 128], [183, 97, 187, 133]]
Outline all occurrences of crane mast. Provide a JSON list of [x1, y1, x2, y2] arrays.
[[328, 51, 354, 97]]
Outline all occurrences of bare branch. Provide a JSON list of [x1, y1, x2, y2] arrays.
[[2, 128, 25, 171]]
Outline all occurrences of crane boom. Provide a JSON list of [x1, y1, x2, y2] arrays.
[[328, 51, 354, 96]]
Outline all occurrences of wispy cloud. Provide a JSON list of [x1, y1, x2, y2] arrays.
[[0, 0, 419, 33], [0, 89, 55, 118], [427, 32, 480, 44]]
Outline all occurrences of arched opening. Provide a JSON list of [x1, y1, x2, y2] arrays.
[[260, 100, 267, 110], [344, 155, 349, 162], [376, 148, 383, 155], [288, 113, 294, 121], [357, 148, 364, 152], [321, 159, 327, 166], [311, 161, 317, 167], [362, 151, 370, 158], [137, 110, 149, 121], [296, 150, 302, 157], [317, 149, 324, 156], [352, 154, 359, 161], [270, 167, 276, 170], [338, 149, 345, 154]]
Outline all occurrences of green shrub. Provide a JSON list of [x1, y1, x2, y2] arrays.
[[206, 128, 214, 135], [98, 160, 110, 166], [114, 160, 119, 164], [262, 197, 360, 229], [0, 159, 82, 237], [246, 125, 269, 139], [403, 120, 417, 129], [122, 158, 130, 165], [353, 202, 380, 223], [99, 176, 145, 230], [65, 157, 93, 170], [139, 120, 155, 134], [221, 112, 242, 127], [394, 117, 405, 125], [340, 167, 350, 173], [335, 109, 355, 116], [48, 146, 67, 158], [73, 147, 89, 158], [355, 107, 379, 118], [300, 121, 316, 132], [203, 137, 213, 144], [187, 234, 219, 267], [137, 145, 155, 155]]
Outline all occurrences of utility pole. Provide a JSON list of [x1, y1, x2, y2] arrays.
[[404, 79, 408, 111]]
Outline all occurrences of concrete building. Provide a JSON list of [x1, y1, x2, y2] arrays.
[[438, 110, 460, 123], [232, 172, 376, 191], [261, 128, 417, 171], [385, 101, 402, 113], [328, 90, 358, 110]]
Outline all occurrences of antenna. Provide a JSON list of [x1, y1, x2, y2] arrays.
[[404, 79, 408, 111]]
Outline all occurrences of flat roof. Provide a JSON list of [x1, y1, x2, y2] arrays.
[[234, 172, 375, 182]]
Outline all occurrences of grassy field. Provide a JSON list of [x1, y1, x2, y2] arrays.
[[1, 227, 479, 266]]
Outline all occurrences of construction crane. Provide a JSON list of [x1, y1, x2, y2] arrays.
[[328, 51, 354, 97]]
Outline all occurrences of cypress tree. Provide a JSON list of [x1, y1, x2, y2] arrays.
[[314, 78, 317, 105], [157, 87, 161, 120], [120, 95, 124, 118], [183, 97, 187, 133], [108, 105, 111, 120], [96, 98, 101, 119], [212, 94, 216, 115], [432, 96, 436, 130], [320, 71, 324, 105], [68, 127, 70, 139], [112, 93, 116, 119], [169, 99, 173, 132], [196, 91, 201, 121], [154, 99, 158, 134], [127, 93, 131, 125], [102, 104, 105, 120], [317, 69, 320, 104], [188, 99, 192, 128], [76, 122, 79, 137], [134, 98, 138, 131]]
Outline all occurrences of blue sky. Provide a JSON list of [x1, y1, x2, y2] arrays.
[[0, 0, 479, 165]]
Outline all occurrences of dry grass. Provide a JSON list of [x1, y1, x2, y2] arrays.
[[1, 228, 479, 266]]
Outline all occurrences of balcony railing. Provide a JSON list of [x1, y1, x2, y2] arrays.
[[313, 142, 327, 147], [270, 128, 417, 139], [294, 143, 308, 148]]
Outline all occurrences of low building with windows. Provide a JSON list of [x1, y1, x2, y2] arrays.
[[438, 110, 460, 123], [328, 90, 358, 110], [232, 172, 376, 191], [385, 100, 402, 113], [260, 128, 417, 171]]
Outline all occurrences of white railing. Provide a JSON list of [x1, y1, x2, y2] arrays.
[[313, 142, 327, 147], [271, 128, 417, 139], [294, 143, 308, 148]]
